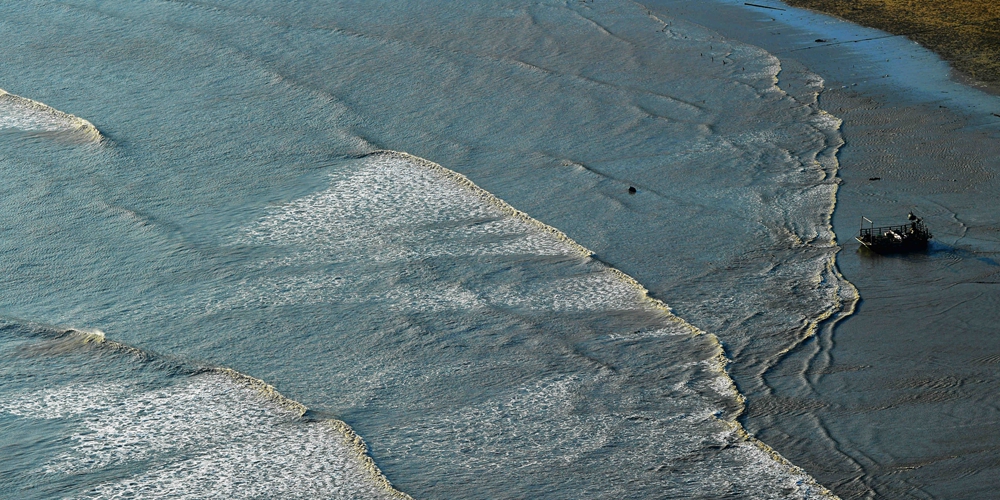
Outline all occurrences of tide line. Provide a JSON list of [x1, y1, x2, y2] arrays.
[[364, 148, 839, 498]]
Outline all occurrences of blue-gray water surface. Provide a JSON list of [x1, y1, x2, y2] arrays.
[[0, 1, 854, 498]]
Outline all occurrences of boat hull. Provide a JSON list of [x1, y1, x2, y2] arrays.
[[856, 219, 932, 254]]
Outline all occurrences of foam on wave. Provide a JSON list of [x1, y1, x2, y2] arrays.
[[0, 88, 101, 142], [228, 150, 838, 498], [0, 326, 410, 500]]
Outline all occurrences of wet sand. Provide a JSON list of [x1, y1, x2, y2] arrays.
[[785, 0, 1000, 89], [645, 0, 1000, 497]]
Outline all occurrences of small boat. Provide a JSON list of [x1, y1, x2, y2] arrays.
[[856, 213, 932, 253]]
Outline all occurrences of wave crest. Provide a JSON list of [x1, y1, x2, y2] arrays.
[[0, 88, 101, 142], [0, 324, 411, 500]]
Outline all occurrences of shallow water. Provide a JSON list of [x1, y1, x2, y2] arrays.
[[0, 0, 860, 497], [644, 0, 1000, 498]]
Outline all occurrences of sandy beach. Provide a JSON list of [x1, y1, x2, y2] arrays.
[[786, 0, 1000, 89], [646, 0, 1000, 497]]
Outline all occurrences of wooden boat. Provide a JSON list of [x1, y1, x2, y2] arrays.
[[856, 213, 931, 253]]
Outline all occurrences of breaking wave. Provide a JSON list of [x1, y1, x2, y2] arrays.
[[0, 324, 410, 500], [228, 150, 838, 498], [0, 88, 101, 141]]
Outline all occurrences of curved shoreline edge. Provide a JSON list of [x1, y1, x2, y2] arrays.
[[646, 2, 864, 487], [365, 149, 841, 498], [631, 0, 861, 403]]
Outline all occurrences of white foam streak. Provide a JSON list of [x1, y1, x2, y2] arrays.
[[226, 155, 648, 313], [0, 89, 101, 141], [0, 375, 403, 500]]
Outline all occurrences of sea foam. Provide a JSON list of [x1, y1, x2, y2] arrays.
[[0, 89, 100, 141]]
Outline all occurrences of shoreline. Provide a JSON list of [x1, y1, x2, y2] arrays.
[[644, 0, 1000, 497], [648, 0, 1000, 119], [783, 0, 1000, 93]]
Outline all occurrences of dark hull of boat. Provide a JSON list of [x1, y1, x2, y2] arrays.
[[856, 235, 929, 254], [856, 219, 932, 254]]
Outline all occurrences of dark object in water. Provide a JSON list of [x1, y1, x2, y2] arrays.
[[628, 186, 637, 194], [815, 39, 828, 43], [869, 176, 881, 181], [856, 213, 931, 253]]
